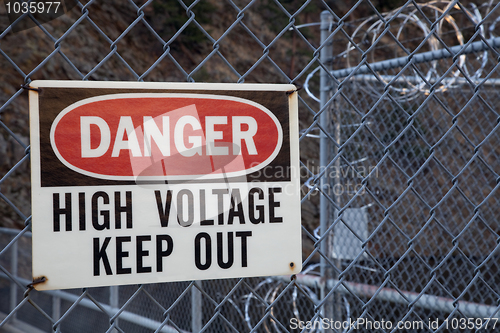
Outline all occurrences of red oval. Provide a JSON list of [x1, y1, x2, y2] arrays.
[[50, 94, 282, 180]]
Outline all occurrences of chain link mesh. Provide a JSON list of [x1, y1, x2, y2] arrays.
[[1, 0, 500, 332]]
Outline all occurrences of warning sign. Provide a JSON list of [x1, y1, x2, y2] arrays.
[[29, 81, 301, 290]]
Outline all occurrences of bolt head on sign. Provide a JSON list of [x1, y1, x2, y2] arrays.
[[29, 81, 302, 290]]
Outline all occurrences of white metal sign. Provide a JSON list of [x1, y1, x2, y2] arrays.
[[29, 81, 301, 290]]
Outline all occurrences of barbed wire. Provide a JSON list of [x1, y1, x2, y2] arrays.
[[304, 0, 498, 103]]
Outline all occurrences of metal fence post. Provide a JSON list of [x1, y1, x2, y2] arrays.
[[319, 10, 334, 330], [10, 239, 18, 322], [110, 286, 119, 332], [52, 295, 61, 324], [191, 281, 202, 332]]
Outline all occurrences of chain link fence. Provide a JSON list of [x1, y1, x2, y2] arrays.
[[1, 0, 500, 332]]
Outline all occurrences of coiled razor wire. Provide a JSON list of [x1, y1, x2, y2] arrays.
[[303, 0, 496, 103], [241, 266, 351, 333]]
